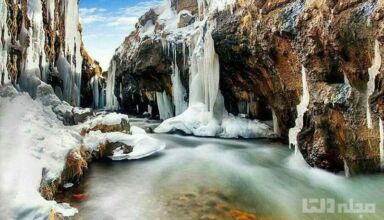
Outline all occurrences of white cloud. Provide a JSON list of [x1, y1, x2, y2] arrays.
[[79, 0, 162, 70], [107, 17, 138, 27]]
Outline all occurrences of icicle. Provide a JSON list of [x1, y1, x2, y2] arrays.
[[91, 76, 99, 109], [57, 54, 73, 103], [156, 91, 174, 120], [171, 46, 188, 115], [161, 38, 167, 53], [46, 0, 56, 29], [106, 60, 119, 110], [182, 41, 186, 67], [238, 101, 247, 115], [99, 87, 105, 108], [366, 40, 382, 129], [343, 159, 350, 177], [288, 66, 310, 154], [272, 110, 280, 136], [380, 119, 384, 169], [0, 0, 10, 85]]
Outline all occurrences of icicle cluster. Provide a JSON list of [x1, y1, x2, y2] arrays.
[[106, 60, 119, 110], [156, 91, 174, 120], [0, 0, 10, 86], [90, 76, 105, 109], [1, 0, 83, 106], [379, 119, 384, 169], [171, 45, 188, 115], [152, 0, 273, 138]]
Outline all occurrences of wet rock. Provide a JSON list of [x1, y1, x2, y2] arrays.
[[176, 0, 198, 14], [178, 11, 195, 28], [80, 117, 131, 136], [103, 141, 133, 157]]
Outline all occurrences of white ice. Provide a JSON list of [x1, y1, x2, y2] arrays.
[[155, 102, 274, 138], [288, 66, 310, 154], [366, 40, 382, 129]]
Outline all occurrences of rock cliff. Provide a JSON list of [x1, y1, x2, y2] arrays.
[[0, 0, 102, 107]]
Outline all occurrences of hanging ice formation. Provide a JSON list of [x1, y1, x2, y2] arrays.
[[1, 0, 83, 106], [19, 0, 47, 98], [272, 110, 280, 136], [188, 19, 221, 116], [91, 75, 106, 109], [288, 66, 310, 154], [156, 91, 174, 120], [171, 45, 188, 115], [106, 60, 119, 110], [379, 119, 384, 169], [0, 1, 10, 86], [366, 40, 382, 129], [62, 0, 83, 106]]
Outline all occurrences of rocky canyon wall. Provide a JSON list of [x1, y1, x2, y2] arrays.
[[0, 0, 102, 107], [110, 0, 384, 175]]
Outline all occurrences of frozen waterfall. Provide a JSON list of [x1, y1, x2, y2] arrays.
[[156, 91, 174, 120], [380, 119, 384, 169], [288, 66, 310, 154], [171, 46, 188, 115], [106, 60, 119, 110]]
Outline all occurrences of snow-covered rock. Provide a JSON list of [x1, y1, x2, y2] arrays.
[[83, 130, 165, 160]]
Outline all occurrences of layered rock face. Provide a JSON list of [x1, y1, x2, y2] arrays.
[[214, 0, 384, 174], [0, 0, 102, 107], [111, 0, 384, 174]]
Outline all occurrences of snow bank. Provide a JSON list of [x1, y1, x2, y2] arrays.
[[155, 103, 274, 138], [83, 131, 165, 160], [0, 87, 79, 219]]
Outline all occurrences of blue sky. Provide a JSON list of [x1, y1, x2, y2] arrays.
[[80, 0, 161, 70]]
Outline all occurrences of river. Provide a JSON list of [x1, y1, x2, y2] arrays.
[[60, 120, 384, 220]]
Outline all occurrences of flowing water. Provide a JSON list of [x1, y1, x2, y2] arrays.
[[63, 122, 384, 220]]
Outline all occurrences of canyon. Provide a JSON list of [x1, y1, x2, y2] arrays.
[[1, 0, 384, 219]]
